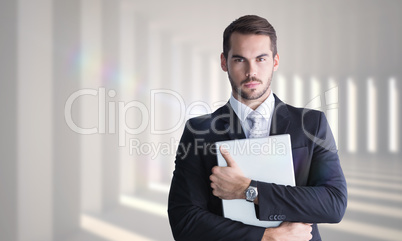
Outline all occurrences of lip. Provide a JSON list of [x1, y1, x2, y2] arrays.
[[244, 81, 261, 88]]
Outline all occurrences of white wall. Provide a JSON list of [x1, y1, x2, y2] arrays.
[[0, 0, 401, 240]]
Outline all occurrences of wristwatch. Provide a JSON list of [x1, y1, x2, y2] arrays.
[[245, 180, 258, 202]]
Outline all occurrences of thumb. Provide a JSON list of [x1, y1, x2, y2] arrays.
[[219, 146, 237, 167]]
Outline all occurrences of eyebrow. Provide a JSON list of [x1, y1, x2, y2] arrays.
[[231, 53, 269, 59], [256, 53, 269, 58], [231, 55, 245, 59]]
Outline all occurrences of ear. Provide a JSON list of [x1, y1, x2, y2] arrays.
[[220, 53, 228, 72], [273, 53, 279, 71]]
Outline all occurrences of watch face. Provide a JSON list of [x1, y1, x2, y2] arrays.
[[246, 187, 257, 200]]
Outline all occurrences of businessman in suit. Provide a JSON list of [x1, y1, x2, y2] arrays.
[[168, 15, 347, 241]]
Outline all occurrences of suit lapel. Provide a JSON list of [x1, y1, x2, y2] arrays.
[[270, 94, 291, 135], [220, 102, 246, 140], [219, 95, 290, 139]]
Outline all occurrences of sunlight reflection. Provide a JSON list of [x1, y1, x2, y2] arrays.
[[347, 78, 357, 153], [367, 78, 377, 153], [347, 201, 402, 219], [81, 214, 155, 241], [389, 77, 399, 152], [293, 74, 303, 107], [347, 187, 402, 203], [320, 220, 402, 241], [120, 195, 167, 218]]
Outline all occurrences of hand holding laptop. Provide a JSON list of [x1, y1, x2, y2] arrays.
[[210, 146, 251, 200], [214, 134, 295, 228]]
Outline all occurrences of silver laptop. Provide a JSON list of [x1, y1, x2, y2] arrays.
[[215, 134, 295, 228]]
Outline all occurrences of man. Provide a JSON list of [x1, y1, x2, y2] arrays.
[[168, 15, 347, 241]]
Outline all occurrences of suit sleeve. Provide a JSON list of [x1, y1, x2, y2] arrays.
[[168, 120, 265, 241], [257, 112, 347, 223]]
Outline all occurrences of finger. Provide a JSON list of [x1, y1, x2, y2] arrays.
[[211, 166, 219, 174], [210, 182, 216, 190], [209, 174, 216, 182], [212, 189, 219, 197], [219, 146, 237, 167]]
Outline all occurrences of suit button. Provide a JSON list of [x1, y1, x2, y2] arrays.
[[269, 215, 273, 221]]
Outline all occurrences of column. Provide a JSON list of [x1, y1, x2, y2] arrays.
[[333, 1, 353, 156], [305, 76, 322, 111], [220, 63, 231, 104], [272, 73, 288, 103], [395, 3, 402, 155], [80, 0, 103, 213], [53, 0, 81, 238], [305, 2, 323, 111], [209, 53, 225, 109], [271, 2, 291, 105], [352, 0, 371, 156], [292, 74, 304, 108], [17, 0, 53, 240], [377, 1, 399, 156], [388, 78, 399, 154], [367, 77, 378, 154], [101, 0, 120, 209], [0, 0, 17, 240], [181, 43, 194, 109], [387, 1, 402, 155], [337, 74, 348, 156], [132, 14, 151, 193], [280, 1, 305, 107], [321, 1, 344, 152], [356, 75, 368, 155], [169, 39, 187, 177], [147, 25, 163, 186], [191, 48, 202, 103], [325, 77, 339, 148], [156, 31, 177, 184], [118, 0, 136, 195], [200, 51, 212, 105]]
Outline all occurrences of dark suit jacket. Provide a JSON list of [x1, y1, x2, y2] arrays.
[[168, 94, 347, 241]]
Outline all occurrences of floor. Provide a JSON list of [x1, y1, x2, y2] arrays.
[[68, 155, 402, 241]]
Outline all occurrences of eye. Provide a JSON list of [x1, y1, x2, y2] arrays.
[[234, 58, 244, 62], [257, 57, 266, 62]]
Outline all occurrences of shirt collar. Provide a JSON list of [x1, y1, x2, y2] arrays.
[[229, 91, 275, 122]]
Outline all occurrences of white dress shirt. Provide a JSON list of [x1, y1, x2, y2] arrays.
[[229, 91, 276, 138]]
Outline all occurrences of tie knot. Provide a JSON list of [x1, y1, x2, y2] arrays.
[[247, 111, 262, 123]]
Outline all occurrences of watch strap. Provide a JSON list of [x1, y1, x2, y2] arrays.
[[249, 179, 258, 188], [245, 180, 258, 202]]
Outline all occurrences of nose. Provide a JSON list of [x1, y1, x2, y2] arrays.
[[246, 62, 257, 77]]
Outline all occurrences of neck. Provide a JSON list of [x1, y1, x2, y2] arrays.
[[233, 88, 271, 110]]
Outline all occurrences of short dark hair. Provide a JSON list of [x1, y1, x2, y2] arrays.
[[223, 15, 277, 59]]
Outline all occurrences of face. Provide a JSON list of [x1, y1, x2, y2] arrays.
[[221, 33, 279, 106]]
